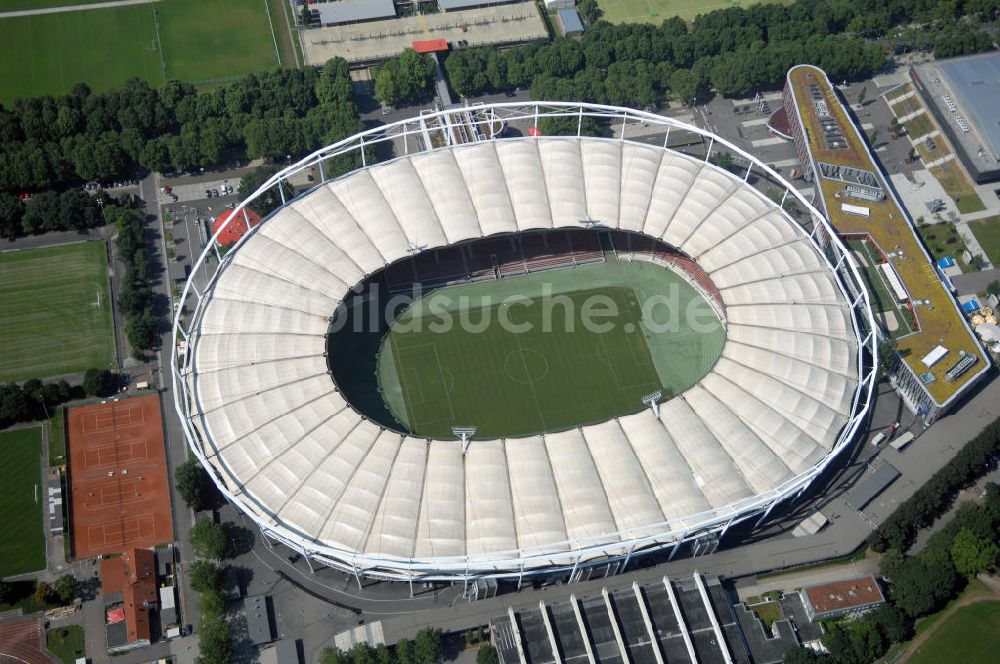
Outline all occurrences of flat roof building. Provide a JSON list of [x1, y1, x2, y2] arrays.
[[800, 576, 885, 620], [314, 0, 396, 27], [911, 52, 1000, 183], [245, 595, 273, 646], [557, 8, 584, 38]]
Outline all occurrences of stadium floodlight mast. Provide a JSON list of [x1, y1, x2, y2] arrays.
[[642, 390, 663, 418], [452, 426, 477, 453]]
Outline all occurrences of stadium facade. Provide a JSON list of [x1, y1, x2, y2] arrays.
[[172, 103, 877, 583]]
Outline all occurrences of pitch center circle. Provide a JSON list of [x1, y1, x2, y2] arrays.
[[504, 349, 550, 384]]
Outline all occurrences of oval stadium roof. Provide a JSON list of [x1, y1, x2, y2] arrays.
[[179, 119, 865, 580]]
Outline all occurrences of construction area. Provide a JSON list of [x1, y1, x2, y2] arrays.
[[67, 394, 174, 559]]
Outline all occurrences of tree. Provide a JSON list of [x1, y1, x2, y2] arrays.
[[83, 368, 117, 397], [321, 648, 350, 664], [414, 628, 441, 664], [125, 312, 158, 351], [782, 647, 819, 664], [32, 581, 52, 605], [53, 575, 78, 605], [0, 580, 12, 603], [987, 279, 1000, 295], [0, 383, 32, 428], [190, 518, 228, 560], [878, 335, 899, 379], [578, 0, 602, 23], [477, 645, 500, 664], [176, 454, 212, 511], [300, 3, 314, 26], [857, 86, 867, 107], [238, 164, 295, 216], [197, 616, 232, 664], [870, 603, 912, 643], [950, 527, 998, 576], [889, 555, 957, 617], [189, 561, 226, 594], [710, 151, 734, 173], [395, 639, 416, 664]]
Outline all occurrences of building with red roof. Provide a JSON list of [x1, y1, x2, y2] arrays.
[[213, 208, 262, 246], [100, 547, 158, 652]]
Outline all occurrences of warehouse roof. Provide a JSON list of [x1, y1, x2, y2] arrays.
[[939, 52, 1000, 160], [315, 0, 395, 25]]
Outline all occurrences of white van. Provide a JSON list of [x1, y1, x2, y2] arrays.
[[870, 432, 887, 447], [135, 381, 150, 390]]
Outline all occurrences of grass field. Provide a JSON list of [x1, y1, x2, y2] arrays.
[[47, 407, 67, 467], [0, 0, 281, 104], [929, 161, 987, 214], [597, 0, 786, 25], [917, 222, 971, 269], [0, 242, 115, 381], [849, 239, 915, 338], [375, 260, 725, 438], [968, 216, 1000, 267], [908, 601, 1000, 664], [0, 4, 162, 104], [0, 427, 46, 577], [890, 96, 922, 118], [45, 626, 85, 664], [903, 113, 935, 140], [157, 0, 279, 85]]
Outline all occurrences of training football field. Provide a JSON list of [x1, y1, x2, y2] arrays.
[[597, 0, 786, 25], [376, 260, 725, 438], [0, 0, 282, 105], [0, 427, 46, 577], [0, 242, 115, 381]]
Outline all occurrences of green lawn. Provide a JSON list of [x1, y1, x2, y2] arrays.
[[0, 427, 46, 577], [0, 0, 280, 104], [0, 4, 162, 105], [903, 112, 934, 139], [157, 0, 279, 85], [967, 216, 1000, 267], [597, 0, 787, 25], [918, 222, 970, 267], [930, 162, 987, 214], [373, 260, 725, 438], [46, 626, 85, 664], [47, 407, 67, 467], [0, 242, 115, 381], [908, 601, 1000, 664]]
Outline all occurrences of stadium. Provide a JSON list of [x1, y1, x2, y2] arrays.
[[172, 103, 878, 583]]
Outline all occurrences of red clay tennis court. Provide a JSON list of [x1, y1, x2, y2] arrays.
[[67, 394, 174, 559]]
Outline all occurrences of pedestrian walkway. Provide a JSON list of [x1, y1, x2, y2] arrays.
[[0, 0, 159, 19], [956, 219, 995, 268]]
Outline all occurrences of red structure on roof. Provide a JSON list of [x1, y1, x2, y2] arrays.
[[213, 208, 262, 246], [412, 39, 448, 54]]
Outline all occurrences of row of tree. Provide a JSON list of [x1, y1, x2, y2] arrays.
[[107, 199, 158, 354], [0, 189, 104, 240], [0, 368, 117, 429], [319, 628, 443, 664], [374, 49, 436, 108], [870, 416, 1000, 552], [0, 58, 361, 194], [445, 0, 998, 106]]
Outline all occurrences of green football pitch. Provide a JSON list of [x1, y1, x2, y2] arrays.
[[0, 242, 115, 381], [908, 601, 1000, 664], [0, 0, 280, 105], [597, 0, 787, 25], [0, 427, 46, 577], [373, 260, 725, 438]]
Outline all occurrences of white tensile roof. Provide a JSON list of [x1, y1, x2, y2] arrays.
[[189, 137, 858, 574]]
